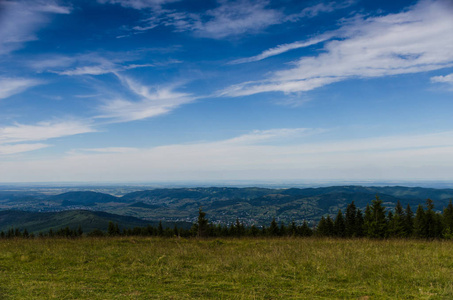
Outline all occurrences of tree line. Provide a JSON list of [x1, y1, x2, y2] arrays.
[[2, 196, 453, 239]]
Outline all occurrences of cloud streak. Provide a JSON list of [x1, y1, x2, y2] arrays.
[[112, 0, 352, 39], [2, 129, 453, 181], [0, 78, 42, 100], [97, 74, 195, 122], [0, 121, 96, 145], [0, 0, 70, 55], [222, 0, 453, 96]]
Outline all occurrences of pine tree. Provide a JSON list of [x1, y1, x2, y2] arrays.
[[424, 199, 442, 238], [317, 216, 327, 236], [158, 221, 164, 236], [414, 204, 426, 238], [443, 200, 453, 238], [365, 195, 387, 238], [77, 225, 83, 237], [404, 204, 414, 237], [289, 221, 297, 236], [345, 201, 357, 237], [197, 207, 209, 238], [355, 209, 364, 237], [269, 218, 279, 236], [388, 200, 406, 238], [334, 209, 346, 237], [325, 215, 334, 237], [300, 220, 313, 237], [108, 221, 116, 236]]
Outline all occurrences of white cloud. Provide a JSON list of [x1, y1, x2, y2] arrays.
[[228, 34, 334, 64], [286, 0, 355, 21], [3, 130, 453, 182], [97, 0, 179, 10], [81, 147, 138, 153], [222, 128, 326, 145], [130, 0, 283, 39], [0, 121, 96, 145], [0, 0, 70, 55], [97, 74, 195, 122], [0, 78, 42, 100], [0, 143, 49, 155], [30, 53, 159, 75], [193, 0, 283, 39], [431, 73, 453, 84], [116, 0, 353, 39], [222, 0, 453, 96]]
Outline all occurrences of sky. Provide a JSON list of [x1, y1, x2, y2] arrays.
[[0, 0, 453, 183]]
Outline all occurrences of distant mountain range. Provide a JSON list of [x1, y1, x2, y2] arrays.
[[0, 210, 191, 234], [1, 186, 453, 228]]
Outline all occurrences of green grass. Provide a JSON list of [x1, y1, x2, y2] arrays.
[[1, 237, 453, 299]]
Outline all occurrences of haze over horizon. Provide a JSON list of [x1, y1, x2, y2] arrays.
[[1, 0, 453, 183]]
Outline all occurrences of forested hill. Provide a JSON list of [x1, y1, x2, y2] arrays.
[[1, 186, 453, 226]]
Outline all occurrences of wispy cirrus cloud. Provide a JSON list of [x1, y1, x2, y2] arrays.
[[0, 143, 49, 155], [286, 0, 355, 21], [97, 74, 195, 122], [221, 0, 453, 97], [222, 128, 326, 145], [97, 0, 179, 10], [0, 78, 42, 100], [30, 52, 177, 76], [228, 33, 335, 64], [0, 0, 70, 55], [0, 120, 96, 155], [107, 0, 352, 39], [3, 129, 453, 181], [0, 120, 96, 145]]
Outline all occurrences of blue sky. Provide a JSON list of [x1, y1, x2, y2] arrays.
[[0, 0, 453, 183]]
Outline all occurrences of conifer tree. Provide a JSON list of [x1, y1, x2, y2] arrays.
[[77, 225, 83, 237], [317, 216, 327, 236], [355, 209, 364, 237], [157, 221, 164, 236], [334, 209, 345, 237], [269, 218, 279, 236], [365, 195, 387, 238], [108, 221, 116, 236], [197, 207, 209, 238], [345, 201, 357, 237], [414, 204, 426, 238], [388, 200, 406, 237], [279, 222, 287, 236], [325, 215, 334, 237], [443, 200, 453, 238], [300, 220, 313, 237], [404, 204, 414, 237], [289, 221, 297, 236], [425, 199, 436, 238]]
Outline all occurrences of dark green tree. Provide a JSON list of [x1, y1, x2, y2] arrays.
[[269, 218, 279, 236], [334, 209, 346, 237], [443, 200, 453, 238], [300, 220, 313, 237], [345, 201, 357, 237], [158, 221, 164, 236], [414, 204, 426, 238], [388, 200, 406, 238], [197, 208, 209, 238], [404, 204, 414, 237], [365, 195, 387, 238], [355, 209, 364, 237]]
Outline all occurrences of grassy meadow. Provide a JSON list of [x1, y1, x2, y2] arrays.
[[1, 237, 452, 299]]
